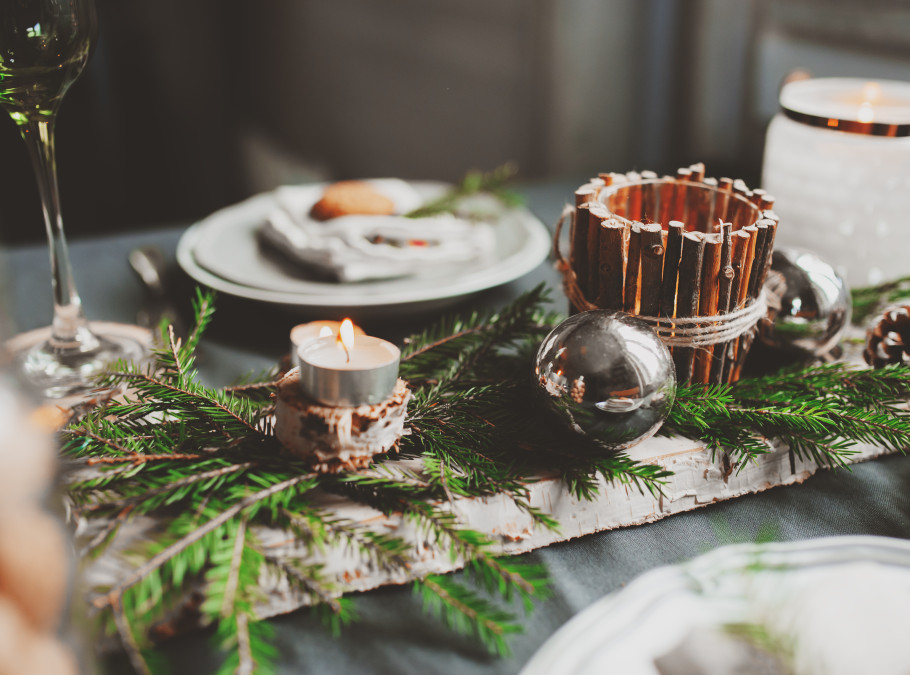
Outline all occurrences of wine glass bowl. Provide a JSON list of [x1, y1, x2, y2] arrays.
[[0, 0, 95, 123], [1, 0, 148, 398]]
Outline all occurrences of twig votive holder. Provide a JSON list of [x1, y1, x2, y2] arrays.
[[559, 163, 781, 385]]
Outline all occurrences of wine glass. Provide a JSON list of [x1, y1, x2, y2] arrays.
[[0, 0, 146, 398]]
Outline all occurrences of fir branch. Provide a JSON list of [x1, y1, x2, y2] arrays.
[[307, 594, 358, 639], [100, 370, 262, 437], [111, 595, 152, 675], [165, 325, 189, 381], [85, 453, 208, 465], [67, 427, 135, 456], [666, 364, 910, 468], [553, 449, 674, 501], [441, 286, 550, 385], [215, 617, 277, 675], [234, 614, 254, 675], [203, 524, 274, 675], [223, 365, 284, 404], [400, 284, 552, 380], [184, 287, 216, 355], [223, 379, 283, 396], [334, 471, 550, 618], [263, 553, 359, 637], [399, 286, 670, 503], [220, 518, 247, 619], [121, 519, 222, 625], [208, 534, 277, 675], [342, 475, 548, 612], [81, 505, 132, 557], [415, 575, 522, 657], [66, 279, 664, 667], [279, 506, 412, 574], [467, 555, 551, 613], [780, 429, 857, 469], [271, 559, 342, 614], [74, 462, 256, 515], [737, 362, 910, 410], [401, 324, 486, 364], [95, 473, 318, 608], [851, 274, 910, 324], [64, 276, 910, 671], [404, 163, 523, 219]]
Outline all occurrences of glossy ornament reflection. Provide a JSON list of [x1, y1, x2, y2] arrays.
[[759, 247, 851, 360], [533, 311, 675, 450]]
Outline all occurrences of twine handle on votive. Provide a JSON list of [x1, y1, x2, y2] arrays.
[[553, 203, 598, 313]]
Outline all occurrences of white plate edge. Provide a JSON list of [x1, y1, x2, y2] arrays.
[[520, 535, 910, 675], [175, 189, 552, 309]]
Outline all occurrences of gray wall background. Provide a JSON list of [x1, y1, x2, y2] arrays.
[[1, 0, 909, 244]]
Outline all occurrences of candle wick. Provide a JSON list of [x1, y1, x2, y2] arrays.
[[341, 340, 351, 363]]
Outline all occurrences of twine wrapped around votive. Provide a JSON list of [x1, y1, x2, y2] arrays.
[[635, 291, 768, 347], [554, 164, 781, 385]]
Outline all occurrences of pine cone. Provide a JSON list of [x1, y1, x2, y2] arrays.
[[864, 305, 910, 368]]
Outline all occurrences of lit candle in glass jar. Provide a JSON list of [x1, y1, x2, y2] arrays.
[[762, 77, 910, 286], [297, 319, 400, 407]]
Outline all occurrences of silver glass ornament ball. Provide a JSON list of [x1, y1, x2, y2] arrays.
[[759, 247, 851, 359], [533, 311, 676, 450]]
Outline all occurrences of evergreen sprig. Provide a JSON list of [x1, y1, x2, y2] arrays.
[[415, 575, 524, 657], [851, 274, 910, 324], [65, 284, 669, 672], [404, 162, 524, 219], [63, 280, 910, 673], [666, 362, 910, 469]]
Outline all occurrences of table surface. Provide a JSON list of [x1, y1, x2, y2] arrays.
[[3, 183, 910, 675]]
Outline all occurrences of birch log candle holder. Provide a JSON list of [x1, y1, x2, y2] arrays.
[[558, 163, 780, 385], [274, 369, 410, 473], [275, 322, 409, 472]]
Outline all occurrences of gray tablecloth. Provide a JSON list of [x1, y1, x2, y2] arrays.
[[3, 185, 910, 674]]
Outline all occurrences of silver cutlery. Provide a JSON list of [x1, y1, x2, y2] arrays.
[[129, 245, 187, 338]]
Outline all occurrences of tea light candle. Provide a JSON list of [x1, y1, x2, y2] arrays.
[[762, 77, 910, 286], [297, 320, 400, 407], [290, 320, 365, 367]]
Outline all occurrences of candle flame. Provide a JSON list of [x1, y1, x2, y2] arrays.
[[318, 326, 333, 338], [338, 319, 355, 363], [858, 101, 875, 123]]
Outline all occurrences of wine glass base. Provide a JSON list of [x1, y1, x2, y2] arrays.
[[5, 322, 153, 400]]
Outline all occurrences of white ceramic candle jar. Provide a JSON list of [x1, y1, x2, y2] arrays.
[[762, 77, 910, 287]]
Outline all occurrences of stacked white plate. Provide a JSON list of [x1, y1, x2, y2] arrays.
[[523, 536, 910, 675], [176, 181, 551, 317]]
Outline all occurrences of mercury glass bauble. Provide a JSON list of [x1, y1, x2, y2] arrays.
[[759, 247, 851, 359], [533, 311, 675, 450]]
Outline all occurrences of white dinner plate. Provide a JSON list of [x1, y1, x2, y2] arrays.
[[522, 535, 910, 675], [176, 181, 551, 316]]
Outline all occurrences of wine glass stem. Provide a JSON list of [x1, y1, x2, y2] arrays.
[[19, 117, 95, 349]]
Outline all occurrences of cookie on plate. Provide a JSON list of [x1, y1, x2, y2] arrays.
[[310, 181, 396, 221]]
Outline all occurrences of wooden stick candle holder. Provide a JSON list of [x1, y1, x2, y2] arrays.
[[559, 163, 779, 385]]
